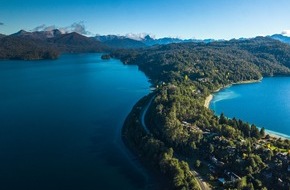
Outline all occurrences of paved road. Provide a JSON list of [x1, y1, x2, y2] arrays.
[[140, 95, 211, 190], [190, 171, 210, 190], [140, 95, 155, 133]]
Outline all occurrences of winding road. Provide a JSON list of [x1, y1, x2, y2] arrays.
[[140, 95, 155, 133], [140, 95, 211, 190]]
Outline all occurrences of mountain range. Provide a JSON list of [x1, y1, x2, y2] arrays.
[[0, 30, 108, 60], [0, 29, 290, 60], [95, 34, 216, 47], [270, 34, 290, 44]]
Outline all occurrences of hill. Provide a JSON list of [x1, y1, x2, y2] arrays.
[[0, 36, 59, 60], [102, 38, 146, 49], [112, 36, 290, 190], [113, 37, 290, 84], [48, 32, 108, 53], [0, 34, 6, 38], [95, 34, 216, 47], [10, 29, 62, 40], [270, 34, 290, 45], [0, 30, 109, 60], [95, 35, 147, 49], [141, 35, 215, 46]]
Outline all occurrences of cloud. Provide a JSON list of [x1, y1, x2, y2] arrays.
[[32, 24, 47, 31], [43, 25, 57, 31], [69, 21, 91, 35], [125, 33, 155, 40], [30, 22, 92, 36], [281, 30, 290, 36], [0, 22, 4, 26]]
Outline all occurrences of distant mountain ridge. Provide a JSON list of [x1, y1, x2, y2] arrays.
[[1, 29, 290, 60], [0, 35, 59, 60], [0, 30, 109, 60], [95, 34, 217, 47], [0, 29, 220, 60], [11, 29, 63, 40], [95, 35, 146, 49], [0, 34, 6, 38], [48, 32, 108, 52], [270, 34, 290, 44]]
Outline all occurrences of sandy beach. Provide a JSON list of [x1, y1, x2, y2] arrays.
[[204, 78, 262, 109], [204, 78, 289, 140], [204, 94, 213, 108]]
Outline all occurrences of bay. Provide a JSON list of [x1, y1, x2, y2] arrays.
[[0, 54, 152, 190], [210, 77, 290, 139]]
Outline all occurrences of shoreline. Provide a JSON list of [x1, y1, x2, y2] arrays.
[[204, 79, 262, 108], [204, 77, 290, 140], [204, 94, 213, 108], [264, 129, 289, 140]]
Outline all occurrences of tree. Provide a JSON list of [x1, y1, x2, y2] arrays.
[[209, 144, 214, 154], [246, 182, 255, 190], [195, 160, 201, 168], [260, 127, 266, 138], [250, 124, 260, 139], [219, 113, 227, 124]]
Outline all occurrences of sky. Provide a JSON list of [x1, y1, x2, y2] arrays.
[[1, 0, 290, 39]]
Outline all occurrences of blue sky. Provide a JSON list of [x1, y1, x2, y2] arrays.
[[1, 0, 290, 39]]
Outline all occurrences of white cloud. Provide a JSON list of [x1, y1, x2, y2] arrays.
[[43, 25, 57, 31], [281, 30, 290, 36], [31, 22, 92, 36], [32, 24, 46, 31], [69, 21, 90, 35], [125, 33, 155, 40]]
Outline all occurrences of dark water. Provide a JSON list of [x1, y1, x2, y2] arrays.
[[210, 77, 290, 139], [0, 54, 151, 190]]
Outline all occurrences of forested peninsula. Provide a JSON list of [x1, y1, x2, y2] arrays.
[[2, 31, 290, 189], [112, 37, 290, 190]]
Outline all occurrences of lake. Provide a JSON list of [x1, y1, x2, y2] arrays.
[[0, 54, 152, 190], [210, 77, 290, 139]]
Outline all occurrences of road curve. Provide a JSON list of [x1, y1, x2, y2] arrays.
[[140, 95, 155, 134], [139, 95, 211, 190]]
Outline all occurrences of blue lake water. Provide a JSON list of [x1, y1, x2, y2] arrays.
[[0, 54, 153, 190], [210, 77, 290, 139]]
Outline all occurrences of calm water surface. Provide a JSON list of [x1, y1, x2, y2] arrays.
[[0, 54, 152, 190], [210, 77, 290, 138]]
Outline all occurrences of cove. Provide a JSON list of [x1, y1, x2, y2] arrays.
[[210, 77, 290, 139], [0, 54, 152, 190]]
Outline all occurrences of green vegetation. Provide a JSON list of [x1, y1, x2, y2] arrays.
[[0, 36, 59, 60], [123, 94, 200, 190], [0, 32, 108, 60], [115, 37, 290, 189]]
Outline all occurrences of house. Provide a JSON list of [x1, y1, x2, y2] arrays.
[[211, 156, 225, 167], [230, 172, 241, 182], [217, 161, 225, 167], [218, 178, 226, 185], [276, 152, 288, 163], [225, 171, 241, 182], [211, 156, 218, 164]]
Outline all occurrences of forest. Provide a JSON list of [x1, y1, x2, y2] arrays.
[[115, 37, 290, 190], [0, 31, 108, 60]]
